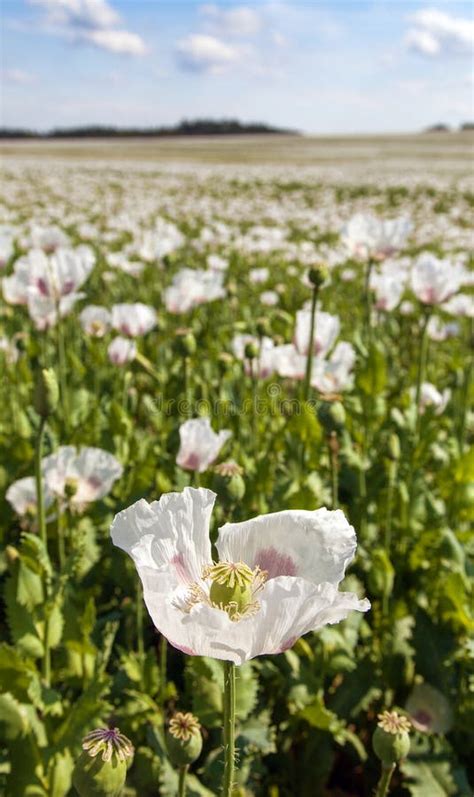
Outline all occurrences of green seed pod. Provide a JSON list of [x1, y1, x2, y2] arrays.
[[34, 367, 59, 418], [166, 712, 202, 767], [373, 712, 411, 765], [308, 264, 329, 289], [73, 728, 133, 797], [213, 462, 246, 502]]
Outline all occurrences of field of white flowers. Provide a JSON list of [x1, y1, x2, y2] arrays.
[[0, 136, 473, 797]]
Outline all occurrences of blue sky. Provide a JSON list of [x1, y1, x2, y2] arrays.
[[1, 1, 473, 132]]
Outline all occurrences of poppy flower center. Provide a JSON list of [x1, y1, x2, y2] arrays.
[[184, 561, 267, 622]]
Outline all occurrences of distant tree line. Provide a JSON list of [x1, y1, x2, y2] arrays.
[[425, 123, 474, 133], [0, 118, 298, 139]]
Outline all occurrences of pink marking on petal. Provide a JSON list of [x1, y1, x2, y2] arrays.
[[62, 280, 75, 295], [278, 636, 297, 653], [254, 547, 297, 579], [171, 553, 192, 583], [37, 277, 50, 297], [169, 640, 196, 656], [179, 452, 201, 471]]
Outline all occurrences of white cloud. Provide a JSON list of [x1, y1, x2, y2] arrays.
[[199, 4, 262, 37], [405, 8, 474, 57], [176, 34, 241, 74], [84, 28, 147, 55], [28, 0, 147, 55], [30, 0, 120, 29], [2, 68, 36, 84]]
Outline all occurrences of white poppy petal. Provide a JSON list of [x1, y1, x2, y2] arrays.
[[217, 507, 357, 586], [111, 487, 215, 585]]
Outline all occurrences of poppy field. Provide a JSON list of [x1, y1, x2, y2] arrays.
[[0, 137, 473, 796]]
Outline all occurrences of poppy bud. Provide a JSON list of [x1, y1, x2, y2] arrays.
[[166, 712, 202, 767], [308, 264, 329, 289], [373, 711, 411, 765], [244, 341, 259, 360], [387, 433, 401, 461], [34, 367, 59, 419], [72, 728, 133, 797], [256, 317, 271, 337], [318, 401, 346, 432], [174, 330, 196, 357]]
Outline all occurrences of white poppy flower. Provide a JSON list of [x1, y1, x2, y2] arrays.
[[0, 336, 19, 364], [6, 476, 53, 516], [0, 226, 15, 268], [111, 303, 157, 337], [442, 293, 474, 318], [164, 268, 226, 314], [177, 418, 232, 473], [341, 213, 411, 261], [80, 305, 112, 337], [405, 683, 453, 734], [412, 382, 451, 415], [110, 487, 370, 664], [231, 334, 275, 378], [260, 290, 279, 306], [207, 254, 229, 271], [249, 267, 269, 284], [411, 253, 464, 305], [43, 446, 123, 509], [427, 317, 459, 342], [295, 310, 340, 356], [108, 336, 137, 365], [272, 343, 307, 381], [2, 246, 94, 329], [311, 342, 356, 394], [369, 271, 404, 312]]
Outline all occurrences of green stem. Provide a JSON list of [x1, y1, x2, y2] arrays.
[[184, 355, 191, 417], [364, 258, 374, 347], [384, 464, 396, 554], [303, 284, 319, 402], [35, 416, 50, 685], [358, 461, 367, 538], [414, 310, 431, 439], [458, 317, 473, 453], [57, 317, 69, 433], [160, 636, 168, 727], [222, 661, 236, 797], [57, 502, 65, 568], [328, 434, 339, 509], [136, 580, 144, 661], [178, 765, 189, 797], [375, 763, 396, 797], [35, 417, 47, 549]]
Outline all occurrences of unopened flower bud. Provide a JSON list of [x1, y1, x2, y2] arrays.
[[166, 712, 202, 767], [244, 341, 259, 360], [318, 401, 346, 432], [308, 264, 329, 289], [174, 329, 196, 357], [256, 317, 271, 337], [217, 352, 233, 375], [387, 434, 401, 461], [73, 728, 133, 797], [373, 711, 411, 765], [34, 367, 59, 419]]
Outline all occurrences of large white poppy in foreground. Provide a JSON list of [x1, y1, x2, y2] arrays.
[[111, 487, 369, 664]]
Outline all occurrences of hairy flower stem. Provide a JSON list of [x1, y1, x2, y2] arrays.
[[458, 317, 473, 454], [56, 317, 69, 434], [414, 310, 431, 439], [35, 416, 51, 685], [184, 355, 191, 417], [251, 361, 258, 453], [375, 763, 396, 797], [178, 765, 189, 797], [222, 661, 236, 797], [328, 433, 339, 509], [384, 461, 397, 554], [364, 258, 375, 347], [35, 417, 47, 549], [136, 581, 144, 661], [160, 636, 168, 728], [303, 283, 319, 402]]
